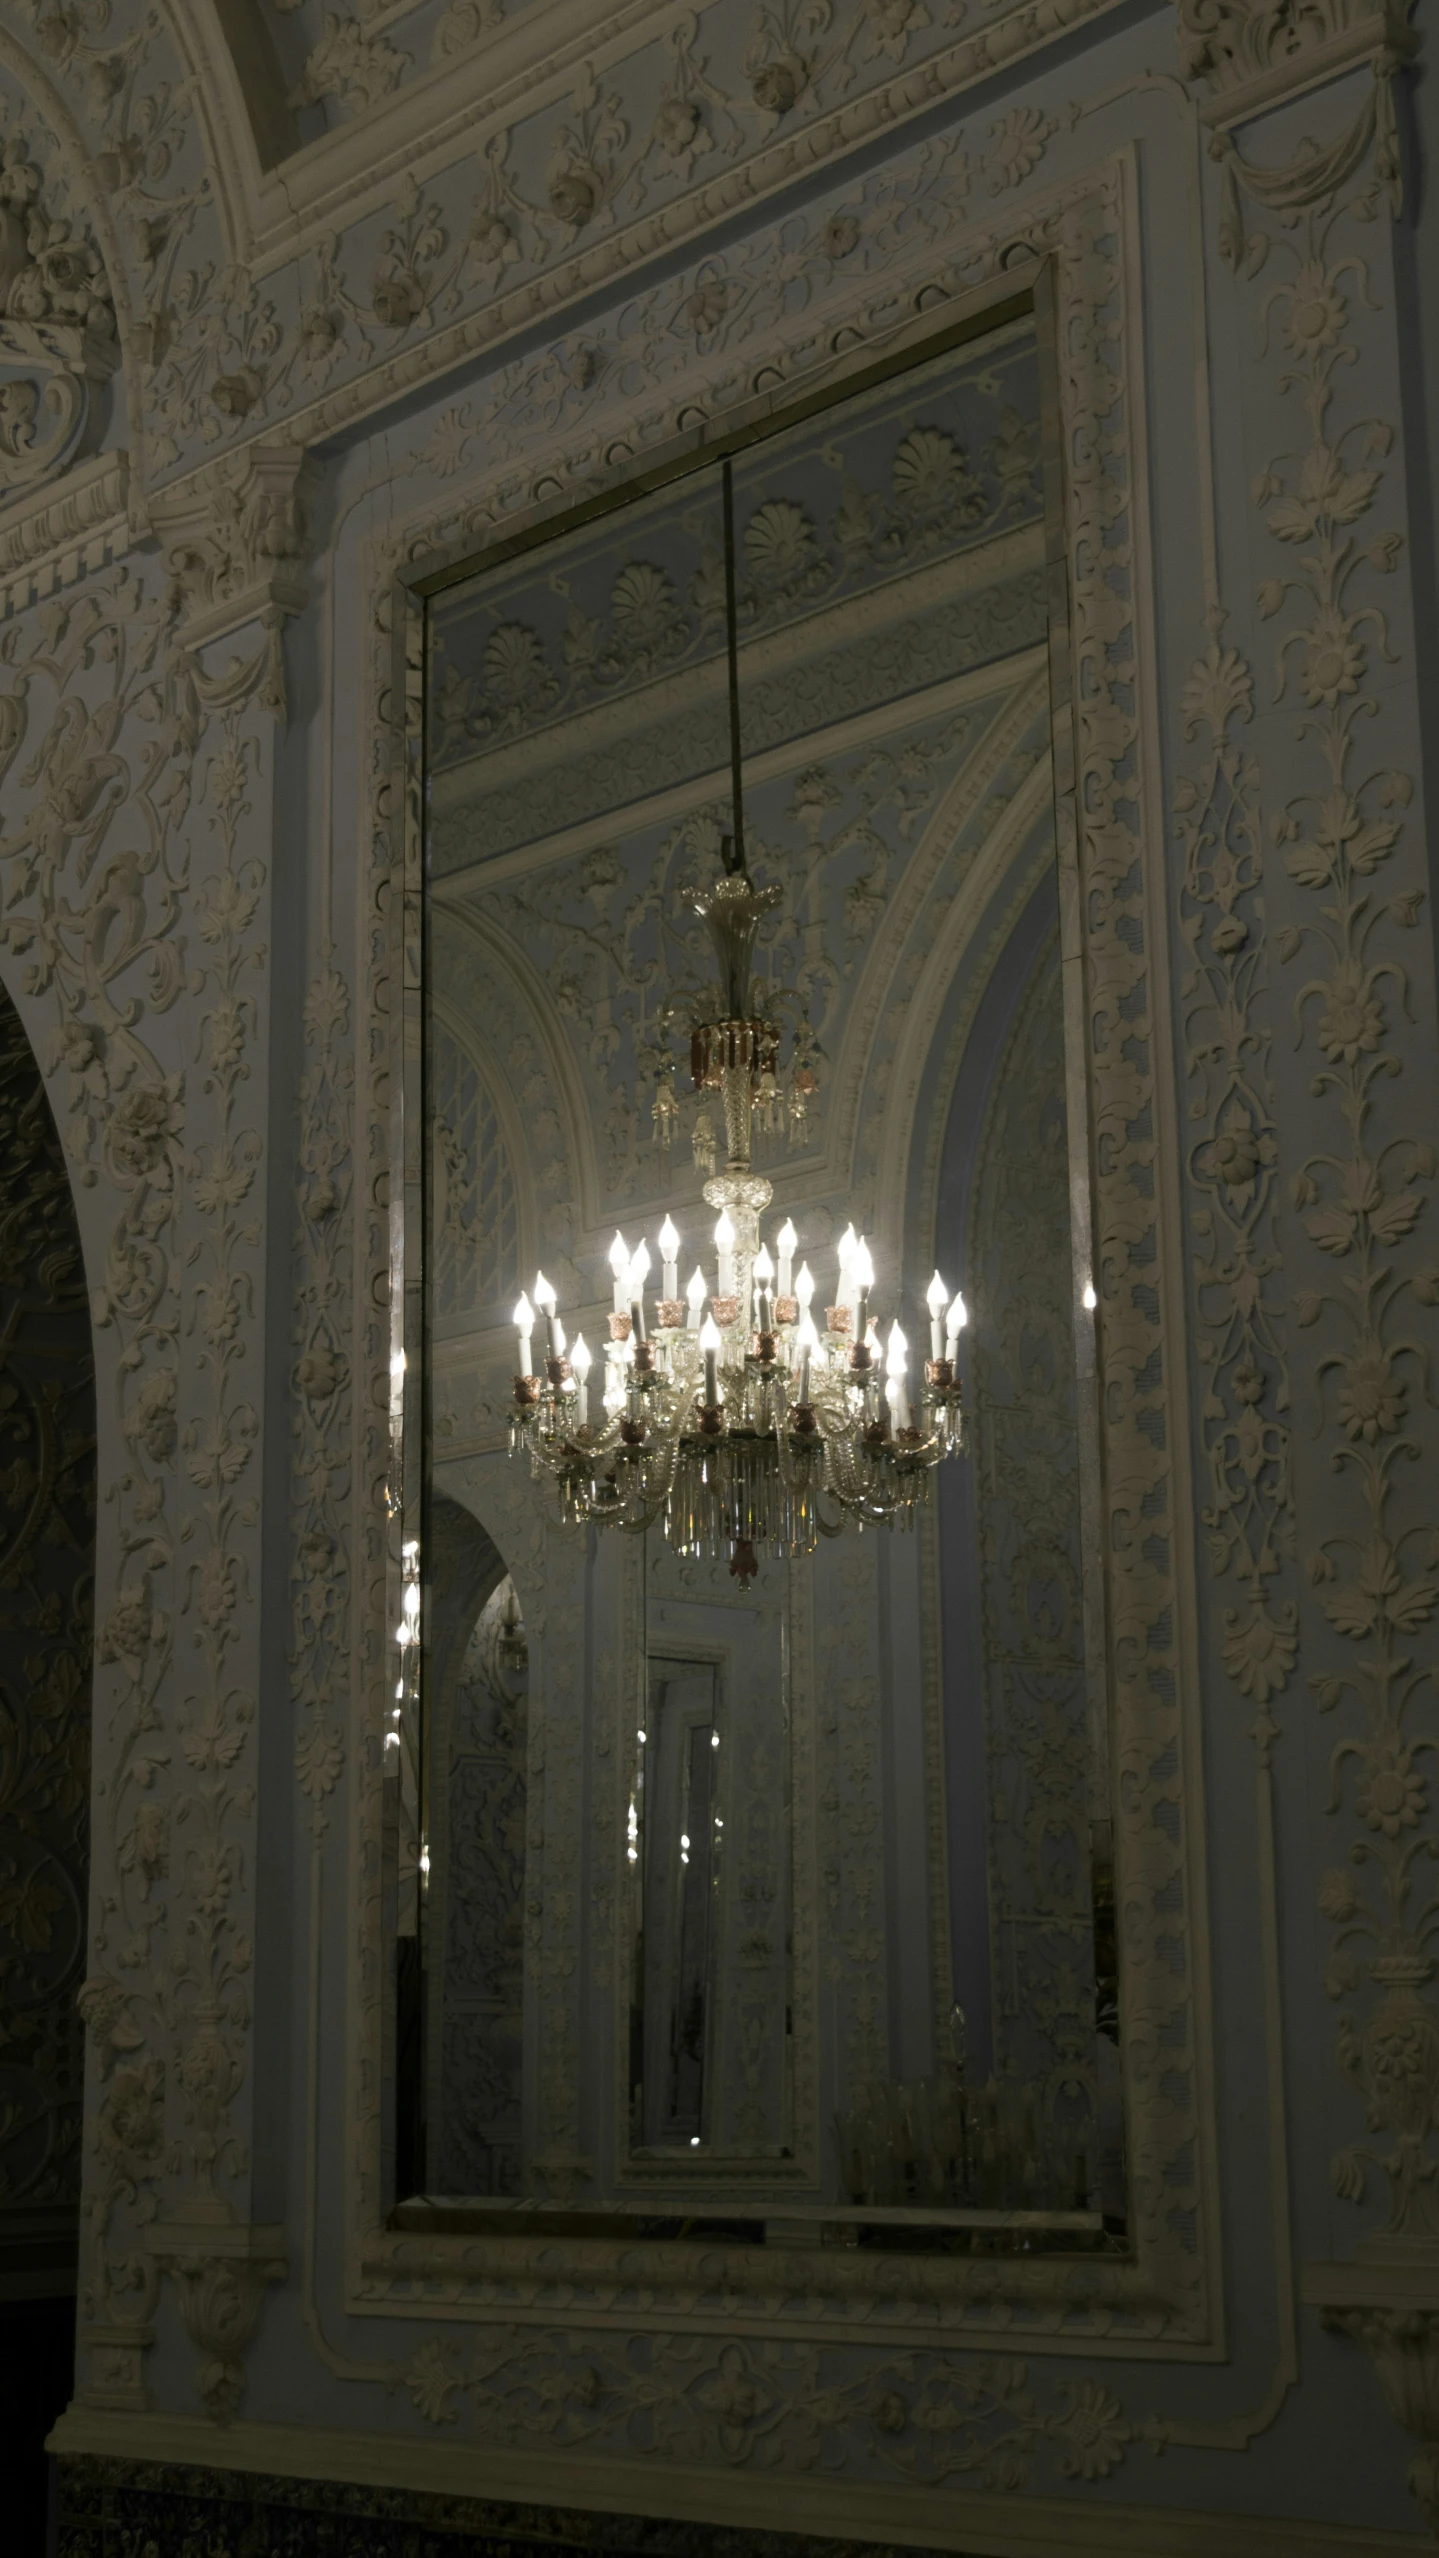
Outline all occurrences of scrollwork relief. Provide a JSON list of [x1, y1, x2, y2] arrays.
[[0, 111, 117, 495], [400, 2325, 1134, 2490]]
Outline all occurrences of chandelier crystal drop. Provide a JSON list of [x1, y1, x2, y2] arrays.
[[507, 456, 968, 1580]]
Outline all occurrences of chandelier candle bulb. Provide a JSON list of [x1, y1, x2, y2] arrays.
[[946, 1289, 968, 1349], [659, 1217, 680, 1300], [686, 1267, 706, 1329], [513, 1292, 535, 1378], [609, 1232, 630, 1314], [837, 1224, 857, 1318], [777, 1219, 797, 1297], [796, 1317, 815, 1408], [534, 1271, 559, 1359], [699, 1313, 722, 1412], [603, 1346, 626, 1416], [571, 1332, 591, 1427], [753, 1243, 774, 1331], [887, 1322, 909, 1432], [852, 1237, 874, 1351], [927, 1271, 949, 1362]]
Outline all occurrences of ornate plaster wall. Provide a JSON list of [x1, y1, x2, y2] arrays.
[[0, 0, 1428, 2548]]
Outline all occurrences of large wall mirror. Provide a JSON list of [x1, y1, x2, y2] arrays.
[[392, 301, 1127, 2260]]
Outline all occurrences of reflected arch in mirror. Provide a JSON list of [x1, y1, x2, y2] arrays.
[[410, 1493, 530, 2201]]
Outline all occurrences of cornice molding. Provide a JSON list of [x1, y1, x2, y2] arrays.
[[60, 0, 1132, 495], [216, 0, 1130, 278], [0, 449, 130, 621], [1176, 0, 1417, 130]]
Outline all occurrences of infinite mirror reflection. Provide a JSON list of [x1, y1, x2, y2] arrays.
[[398, 309, 1126, 2249]]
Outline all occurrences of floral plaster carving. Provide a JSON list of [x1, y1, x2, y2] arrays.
[[1176, 615, 1295, 1725], [0, 120, 117, 491], [399, 2327, 1133, 2486], [1244, 191, 1438, 2261], [1182, 45, 1439, 2534], [0, 484, 291, 2412]]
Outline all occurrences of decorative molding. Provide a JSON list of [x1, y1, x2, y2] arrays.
[[10, 0, 1115, 494], [1175, 0, 1419, 270], [1178, 0, 1416, 123], [149, 437, 311, 712], [0, 448, 130, 620], [151, 2220, 288, 2424], [1175, 616, 1294, 1723], [76, 2316, 156, 2415], [1307, 2265, 1439, 2537]]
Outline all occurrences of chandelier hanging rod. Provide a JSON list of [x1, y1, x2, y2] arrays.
[[722, 452, 746, 875]]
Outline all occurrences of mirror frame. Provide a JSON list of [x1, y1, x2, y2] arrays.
[[357, 148, 1218, 2354]]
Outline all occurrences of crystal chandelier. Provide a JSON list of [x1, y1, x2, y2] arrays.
[[508, 460, 967, 1580]]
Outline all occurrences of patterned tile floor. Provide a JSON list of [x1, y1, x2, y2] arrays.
[[55, 2458, 922, 2558]]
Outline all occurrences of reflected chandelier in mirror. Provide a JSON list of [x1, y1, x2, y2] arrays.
[[509, 462, 966, 1580]]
